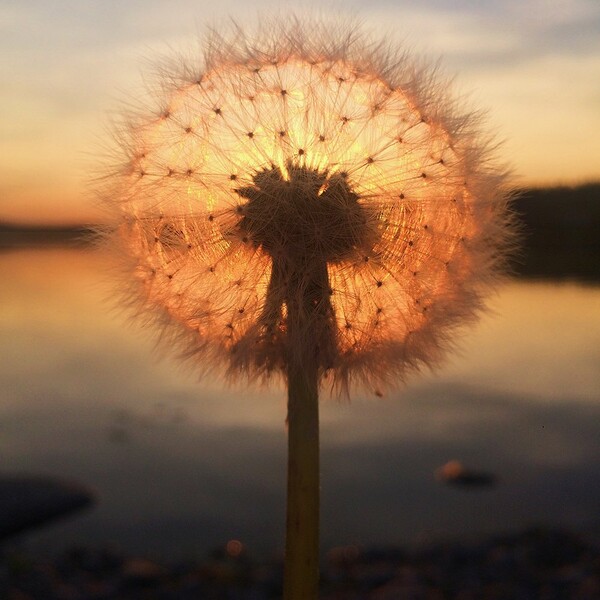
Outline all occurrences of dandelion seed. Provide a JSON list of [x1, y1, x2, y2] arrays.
[[101, 16, 515, 600]]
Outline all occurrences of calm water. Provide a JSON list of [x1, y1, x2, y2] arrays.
[[1, 247, 599, 559]]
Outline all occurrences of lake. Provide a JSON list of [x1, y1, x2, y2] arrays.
[[1, 247, 599, 560]]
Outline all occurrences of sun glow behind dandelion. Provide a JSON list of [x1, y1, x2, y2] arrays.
[[105, 21, 512, 394]]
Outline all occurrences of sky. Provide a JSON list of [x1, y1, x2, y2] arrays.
[[1, 0, 599, 224]]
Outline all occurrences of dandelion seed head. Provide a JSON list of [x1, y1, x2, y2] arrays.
[[102, 17, 515, 395]]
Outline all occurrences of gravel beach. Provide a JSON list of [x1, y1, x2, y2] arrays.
[[3, 528, 599, 599]]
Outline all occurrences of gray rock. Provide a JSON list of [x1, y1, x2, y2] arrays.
[[0, 475, 94, 538]]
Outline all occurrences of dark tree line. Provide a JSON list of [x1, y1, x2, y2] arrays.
[[512, 182, 600, 282], [1, 183, 599, 282]]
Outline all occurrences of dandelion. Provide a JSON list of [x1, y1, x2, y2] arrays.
[[101, 16, 514, 599]]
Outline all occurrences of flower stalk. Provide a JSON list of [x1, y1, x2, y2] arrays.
[[285, 355, 320, 599], [279, 257, 331, 599]]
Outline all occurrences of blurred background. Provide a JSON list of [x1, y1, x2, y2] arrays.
[[1, 0, 599, 588]]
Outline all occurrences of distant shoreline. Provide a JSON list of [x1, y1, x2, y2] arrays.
[[0, 223, 94, 248], [1, 183, 598, 282]]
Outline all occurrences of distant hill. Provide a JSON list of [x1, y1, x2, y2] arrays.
[[1, 183, 598, 281]]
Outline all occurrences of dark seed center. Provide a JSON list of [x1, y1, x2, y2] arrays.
[[235, 162, 372, 263]]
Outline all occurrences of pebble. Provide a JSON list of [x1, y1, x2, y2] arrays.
[[1, 528, 598, 599]]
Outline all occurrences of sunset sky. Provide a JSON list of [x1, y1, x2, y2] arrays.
[[1, 0, 599, 224]]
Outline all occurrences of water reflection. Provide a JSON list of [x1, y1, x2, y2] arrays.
[[1, 248, 599, 558]]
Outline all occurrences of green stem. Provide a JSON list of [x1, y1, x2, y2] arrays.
[[284, 357, 320, 600]]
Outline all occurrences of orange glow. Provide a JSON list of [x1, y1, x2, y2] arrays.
[[105, 25, 513, 393]]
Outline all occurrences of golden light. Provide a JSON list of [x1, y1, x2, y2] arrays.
[[106, 39, 512, 394]]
